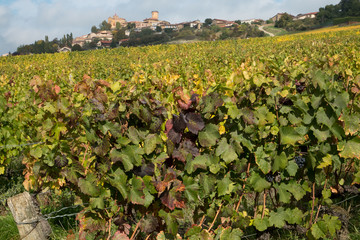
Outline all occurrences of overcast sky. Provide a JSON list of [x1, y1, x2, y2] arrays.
[[0, 0, 340, 55]]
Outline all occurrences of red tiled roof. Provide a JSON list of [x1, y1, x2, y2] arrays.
[[305, 12, 319, 15]]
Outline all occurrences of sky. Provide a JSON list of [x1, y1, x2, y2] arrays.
[[0, 0, 340, 55]]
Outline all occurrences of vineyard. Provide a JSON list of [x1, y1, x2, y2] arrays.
[[1, 25, 360, 239]]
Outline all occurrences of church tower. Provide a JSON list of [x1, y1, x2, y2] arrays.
[[152, 11, 159, 20]]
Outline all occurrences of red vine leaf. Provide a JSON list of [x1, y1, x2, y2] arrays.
[[186, 112, 205, 134], [53, 85, 61, 95], [167, 129, 182, 144]]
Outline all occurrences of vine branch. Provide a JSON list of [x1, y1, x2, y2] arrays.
[[130, 217, 143, 240], [208, 203, 223, 232], [314, 178, 328, 224], [309, 182, 316, 227], [262, 191, 267, 219], [236, 162, 251, 212]]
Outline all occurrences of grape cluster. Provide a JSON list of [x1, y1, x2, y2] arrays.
[[295, 156, 306, 168], [265, 174, 275, 183], [295, 80, 306, 94], [296, 85, 305, 93]]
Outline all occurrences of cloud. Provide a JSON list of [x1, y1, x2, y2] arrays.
[[0, 0, 340, 55]]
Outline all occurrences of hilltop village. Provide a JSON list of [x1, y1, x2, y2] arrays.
[[72, 11, 217, 48], [68, 10, 318, 50], [11, 8, 336, 56]]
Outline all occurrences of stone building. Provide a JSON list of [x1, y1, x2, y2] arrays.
[[142, 11, 170, 30], [270, 13, 294, 22], [72, 31, 113, 47], [212, 19, 236, 28], [294, 12, 318, 20], [108, 14, 127, 29]]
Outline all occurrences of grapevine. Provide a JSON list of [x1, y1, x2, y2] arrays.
[[1, 26, 360, 239]]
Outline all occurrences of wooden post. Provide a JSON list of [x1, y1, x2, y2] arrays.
[[7, 192, 52, 240]]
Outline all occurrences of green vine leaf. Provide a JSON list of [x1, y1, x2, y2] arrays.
[[108, 168, 128, 199], [275, 183, 291, 204], [310, 222, 326, 239], [285, 208, 303, 225], [217, 174, 235, 196], [249, 173, 271, 193], [129, 176, 145, 205], [78, 173, 101, 197], [253, 216, 270, 232], [339, 137, 360, 159], [255, 146, 271, 174], [144, 134, 161, 155], [280, 127, 304, 145], [198, 123, 220, 147], [317, 154, 332, 169], [185, 154, 209, 174], [273, 152, 288, 172], [269, 208, 286, 228], [216, 138, 238, 164]]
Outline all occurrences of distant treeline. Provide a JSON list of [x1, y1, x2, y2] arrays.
[[317, 0, 360, 23], [15, 34, 73, 55], [273, 0, 360, 32]]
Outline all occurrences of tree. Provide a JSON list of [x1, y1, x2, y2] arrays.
[[204, 18, 213, 27], [127, 22, 136, 30], [317, 0, 360, 23], [275, 13, 294, 28], [164, 28, 173, 34], [116, 22, 121, 30], [113, 29, 126, 42], [110, 39, 117, 48], [72, 44, 82, 51], [339, 0, 360, 16], [99, 20, 111, 30], [140, 28, 154, 37], [156, 26, 162, 32], [91, 25, 98, 33], [317, 4, 341, 23], [235, 20, 242, 25]]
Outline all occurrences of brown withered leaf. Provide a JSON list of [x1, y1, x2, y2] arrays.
[[97, 80, 111, 88], [94, 86, 108, 103]]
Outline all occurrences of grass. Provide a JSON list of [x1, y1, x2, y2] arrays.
[[0, 214, 19, 240], [263, 25, 289, 36], [0, 212, 77, 240]]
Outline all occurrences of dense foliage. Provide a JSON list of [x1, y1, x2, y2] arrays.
[[274, 14, 318, 32], [1, 26, 360, 239], [16, 34, 74, 55], [317, 0, 360, 23]]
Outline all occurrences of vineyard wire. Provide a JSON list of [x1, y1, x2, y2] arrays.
[[14, 204, 112, 226], [335, 194, 359, 206], [241, 233, 258, 239]]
